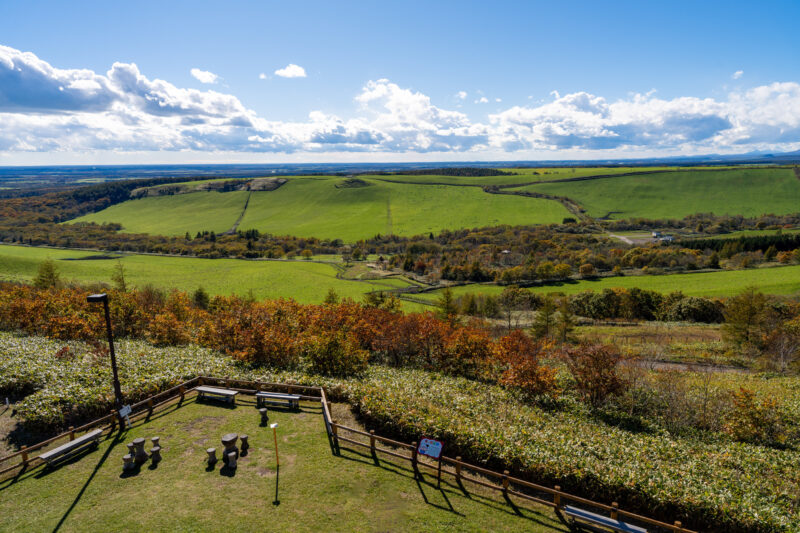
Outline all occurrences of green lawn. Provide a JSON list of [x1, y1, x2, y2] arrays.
[[71, 176, 572, 241], [75, 190, 250, 236], [0, 244, 411, 304], [415, 264, 800, 304], [0, 398, 563, 532], [517, 167, 800, 219]]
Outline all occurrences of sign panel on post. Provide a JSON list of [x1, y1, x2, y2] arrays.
[[119, 405, 132, 426], [417, 437, 443, 459]]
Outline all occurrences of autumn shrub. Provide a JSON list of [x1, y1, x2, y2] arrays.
[[494, 330, 558, 397], [562, 343, 626, 407], [724, 387, 798, 448], [146, 312, 192, 346], [300, 331, 369, 377]]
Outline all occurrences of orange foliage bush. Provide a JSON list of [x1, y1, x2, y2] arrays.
[[494, 330, 558, 397]]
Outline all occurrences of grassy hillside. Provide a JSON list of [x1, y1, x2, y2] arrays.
[[0, 244, 411, 304], [516, 167, 800, 219], [72, 176, 572, 241], [74, 190, 250, 235], [413, 264, 800, 304]]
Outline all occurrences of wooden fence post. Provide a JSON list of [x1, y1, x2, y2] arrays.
[[179, 385, 185, 403], [147, 398, 153, 416], [411, 441, 418, 474], [69, 426, 75, 441], [21, 445, 28, 467], [198, 376, 204, 386], [455, 456, 462, 481], [554, 485, 561, 507], [369, 430, 376, 454], [109, 409, 116, 432], [611, 502, 619, 520], [674, 521, 683, 531], [502, 470, 510, 495], [331, 420, 339, 448]]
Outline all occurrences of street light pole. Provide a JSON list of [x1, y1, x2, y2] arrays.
[[87, 293, 123, 409]]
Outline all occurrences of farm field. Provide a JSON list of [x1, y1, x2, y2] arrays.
[[0, 397, 561, 532], [71, 176, 572, 241], [75, 190, 250, 236], [0, 244, 411, 304], [413, 264, 800, 304], [516, 167, 800, 220]]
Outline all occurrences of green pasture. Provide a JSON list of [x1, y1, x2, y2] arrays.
[[74, 176, 571, 241], [74, 190, 250, 236], [517, 167, 800, 220], [0, 244, 411, 304], [415, 264, 800, 304], [0, 399, 561, 532]]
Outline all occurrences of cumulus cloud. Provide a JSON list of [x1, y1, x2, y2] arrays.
[[0, 44, 799, 158], [475, 96, 489, 104], [733, 70, 744, 80], [274, 64, 306, 78], [258, 73, 267, 80], [455, 90, 467, 100], [190, 68, 219, 84]]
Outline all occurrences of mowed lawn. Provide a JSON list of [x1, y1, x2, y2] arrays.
[[0, 244, 410, 304], [414, 264, 800, 304], [74, 190, 250, 236], [70, 176, 571, 242], [517, 167, 800, 219], [0, 399, 564, 533]]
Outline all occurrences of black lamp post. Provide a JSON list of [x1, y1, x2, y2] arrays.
[[87, 293, 123, 409]]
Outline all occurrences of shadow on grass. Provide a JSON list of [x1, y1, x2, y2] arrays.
[[273, 465, 280, 506], [337, 445, 563, 530], [51, 430, 123, 532]]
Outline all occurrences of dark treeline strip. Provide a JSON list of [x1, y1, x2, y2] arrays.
[[369, 167, 514, 177], [678, 233, 800, 253]]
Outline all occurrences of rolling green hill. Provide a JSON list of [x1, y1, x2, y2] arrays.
[[515, 167, 800, 220], [71, 176, 572, 241], [0, 244, 411, 304], [74, 190, 250, 236]]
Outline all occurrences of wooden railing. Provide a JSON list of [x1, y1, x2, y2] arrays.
[[329, 422, 696, 533]]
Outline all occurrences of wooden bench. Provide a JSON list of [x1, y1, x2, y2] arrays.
[[563, 505, 648, 533], [256, 392, 300, 409], [196, 386, 238, 405], [38, 429, 103, 467]]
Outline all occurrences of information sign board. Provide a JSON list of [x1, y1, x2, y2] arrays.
[[417, 437, 444, 459]]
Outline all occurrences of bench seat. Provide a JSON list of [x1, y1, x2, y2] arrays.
[[197, 386, 238, 405], [256, 391, 300, 409], [39, 429, 103, 465], [564, 505, 648, 533]]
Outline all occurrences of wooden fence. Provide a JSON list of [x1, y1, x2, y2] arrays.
[[1, 376, 695, 532]]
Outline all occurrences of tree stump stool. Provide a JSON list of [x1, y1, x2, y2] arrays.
[[240, 435, 249, 452], [150, 446, 162, 464], [259, 408, 269, 424], [151, 436, 160, 448], [126, 442, 135, 456], [122, 454, 135, 471], [132, 437, 149, 465], [227, 451, 237, 469], [221, 433, 239, 464], [206, 447, 217, 466]]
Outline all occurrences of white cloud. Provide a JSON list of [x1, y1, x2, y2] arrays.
[[455, 91, 467, 100], [274, 64, 306, 78], [495, 98, 502, 103], [1, 44, 799, 159], [258, 73, 267, 80], [190, 68, 219, 84], [733, 70, 744, 80], [475, 96, 489, 104]]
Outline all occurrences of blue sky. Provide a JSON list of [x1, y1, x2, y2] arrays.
[[1, 0, 799, 164]]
